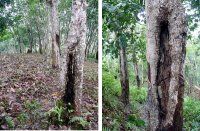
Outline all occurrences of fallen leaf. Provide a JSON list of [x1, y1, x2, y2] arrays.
[[11, 87, 15, 93]]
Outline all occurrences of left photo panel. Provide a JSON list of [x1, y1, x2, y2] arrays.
[[0, 0, 98, 130]]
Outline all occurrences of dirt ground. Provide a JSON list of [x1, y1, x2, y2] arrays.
[[0, 54, 98, 130]]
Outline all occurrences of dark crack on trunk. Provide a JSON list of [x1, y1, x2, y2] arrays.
[[64, 53, 75, 106], [156, 21, 172, 130]]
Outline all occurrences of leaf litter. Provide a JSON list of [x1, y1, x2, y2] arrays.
[[0, 54, 98, 130]]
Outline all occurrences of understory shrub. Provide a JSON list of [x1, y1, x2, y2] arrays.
[[183, 96, 200, 130], [103, 69, 146, 130], [130, 86, 147, 103]]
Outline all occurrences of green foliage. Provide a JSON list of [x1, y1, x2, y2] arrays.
[[102, 70, 122, 110], [103, 62, 146, 130], [5, 116, 15, 129], [130, 87, 147, 103], [102, 127, 111, 131], [47, 105, 65, 124], [69, 116, 89, 129], [102, 71, 118, 91], [87, 53, 96, 60], [183, 96, 200, 130], [46, 101, 68, 125], [24, 100, 41, 111], [127, 114, 145, 127], [103, 0, 144, 57], [17, 113, 29, 124], [46, 100, 88, 129], [110, 118, 121, 130]]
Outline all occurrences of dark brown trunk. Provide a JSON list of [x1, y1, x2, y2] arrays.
[[134, 62, 140, 88], [119, 46, 129, 106], [28, 28, 33, 53], [18, 37, 22, 53]]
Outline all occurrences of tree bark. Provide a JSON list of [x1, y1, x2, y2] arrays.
[[35, 20, 43, 54], [18, 37, 22, 53], [134, 62, 140, 88], [63, 0, 87, 115], [119, 45, 129, 107], [49, 0, 60, 68], [132, 53, 141, 88], [27, 27, 33, 53], [146, 0, 187, 130]]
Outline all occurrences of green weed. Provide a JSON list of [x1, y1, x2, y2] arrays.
[[130, 86, 147, 103], [69, 116, 89, 129], [17, 112, 29, 124], [5, 116, 15, 129], [183, 96, 200, 130], [24, 100, 40, 110]]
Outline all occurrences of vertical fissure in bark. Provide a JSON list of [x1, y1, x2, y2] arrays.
[[147, 62, 151, 83], [64, 53, 75, 106], [156, 21, 172, 130], [146, 1, 186, 130], [56, 34, 61, 55], [56, 34, 60, 47]]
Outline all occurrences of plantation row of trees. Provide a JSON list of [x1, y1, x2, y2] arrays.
[[0, 0, 98, 116], [0, 0, 98, 60]]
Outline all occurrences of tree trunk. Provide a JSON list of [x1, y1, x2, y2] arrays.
[[85, 43, 88, 60], [27, 27, 33, 53], [38, 35, 42, 54], [96, 51, 98, 61], [18, 37, 22, 53], [134, 62, 140, 88], [49, 0, 60, 68], [132, 52, 141, 88], [119, 45, 129, 107], [35, 20, 43, 54], [63, 0, 87, 115], [146, 0, 187, 130]]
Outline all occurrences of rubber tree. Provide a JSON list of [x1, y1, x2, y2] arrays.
[[63, 0, 87, 115], [119, 39, 130, 106], [146, 0, 187, 130], [47, 0, 60, 68]]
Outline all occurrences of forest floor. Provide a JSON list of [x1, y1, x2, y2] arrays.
[[0, 54, 98, 130]]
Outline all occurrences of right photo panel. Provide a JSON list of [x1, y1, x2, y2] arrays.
[[102, 0, 200, 130]]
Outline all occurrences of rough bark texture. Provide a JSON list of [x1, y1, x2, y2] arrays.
[[50, 0, 60, 68], [63, 0, 87, 115], [146, 0, 187, 130], [120, 46, 129, 106]]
